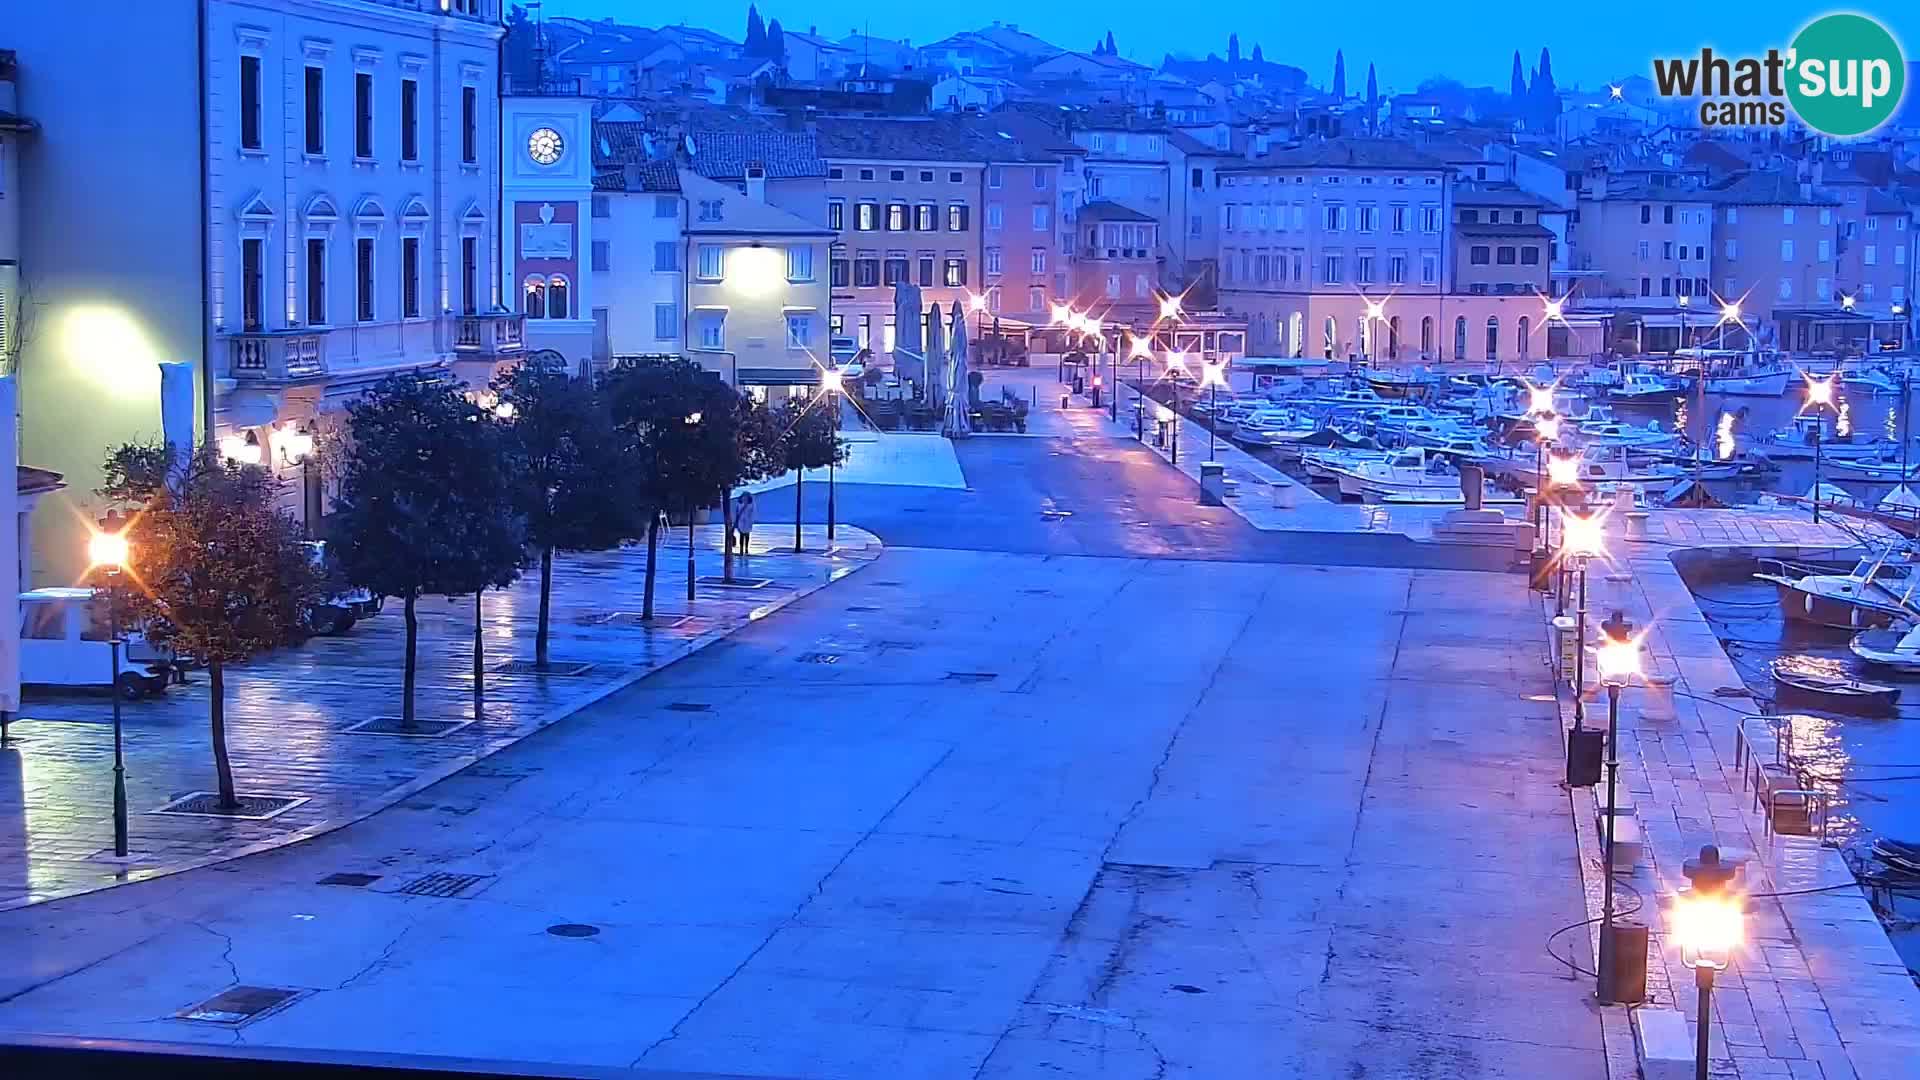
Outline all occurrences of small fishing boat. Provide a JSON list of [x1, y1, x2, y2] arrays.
[[1769, 656, 1899, 711], [1610, 370, 1687, 402], [1849, 623, 1920, 671], [1366, 367, 1439, 400], [1574, 419, 1681, 451], [1756, 545, 1920, 629], [1334, 446, 1472, 502], [1871, 837, 1920, 876], [1824, 457, 1920, 484], [1760, 415, 1894, 461], [1843, 367, 1904, 396]]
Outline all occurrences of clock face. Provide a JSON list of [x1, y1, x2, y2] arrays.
[[528, 127, 564, 165]]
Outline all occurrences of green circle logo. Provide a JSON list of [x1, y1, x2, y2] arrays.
[[1787, 14, 1905, 137]]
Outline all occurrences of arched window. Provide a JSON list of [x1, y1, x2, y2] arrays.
[[1420, 316, 1434, 355], [1517, 315, 1531, 360], [1387, 316, 1401, 360], [1484, 315, 1500, 361], [1453, 316, 1467, 360], [1289, 313, 1303, 358], [1323, 315, 1337, 359], [523, 276, 546, 319], [547, 275, 571, 319]]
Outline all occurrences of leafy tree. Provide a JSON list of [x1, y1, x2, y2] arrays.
[[778, 397, 848, 553], [330, 376, 525, 728], [98, 445, 322, 809], [604, 357, 718, 620], [1510, 51, 1527, 108], [1228, 33, 1240, 64], [767, 19, 787, 63], [723, 391, 786, 582], [503, 5, 542, 89], [492, 359, 639, 670], [745, 5, 766, 56], [1251, 44, 1264, 64], [1333, 49, 1346, 99], [1532, 48, 1559, 131]]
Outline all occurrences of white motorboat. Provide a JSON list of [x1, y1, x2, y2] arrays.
[[1704, 368, 1792, 396], [1330, 446, 1473, 501], [1824, 457, 1920, 484], [1574, 419, 1681, 451], [1761, 415, 1894, 460], [1232, 411, 1320, 447], [1609, 370, 1687, 402], [1302, 447, 1390, 480], [1400, 420, 1487, 450], [1756, 545, 1920, 630], [1566, 444, 1686, 485], [1850, 623, 1920, 671], [1843, 367, 1904, 395]]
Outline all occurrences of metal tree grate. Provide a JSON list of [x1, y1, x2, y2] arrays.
[[696, 575, 774, 589], [492, 660, 596, 677], [318, 872, 381, 888], [178, 985, 304, 1026], [546, 923, 601, 938], [396, 871, 493, 899], [344, 716, 474, 739], [152, 792, 308, 820]]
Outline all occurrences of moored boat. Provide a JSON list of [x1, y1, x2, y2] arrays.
[[1849, 624, 1920, 671], [1755, 546, 1920, 630], [1769, 657, 1899, 712]]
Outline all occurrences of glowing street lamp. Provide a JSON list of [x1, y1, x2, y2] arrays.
[[1200, 361, 1227, 459], [1561, 512, 1605, 726], [1158, 293, 1184, 322], [1594, 610, 1640, 1003], [1804, 375, 1838, 523], [1673, 887, 1743, 1080], [1050, 302, 1073, 326], [88, 528, 133, 857], [218, 431, 262, 466], [1546, 452, 1581, 490], [1841, 293, 1856, 312], [1528, 383, 1557, 417], [820, 370, 844, 542]]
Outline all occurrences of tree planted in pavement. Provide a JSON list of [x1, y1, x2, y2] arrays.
[[604, 356, 714, 620], [493, 359, 639, 669], [97, 444, 323, 809], [724, 391, 786, 580], [778, 396, 849, 553], [330, 375, 526, 727]]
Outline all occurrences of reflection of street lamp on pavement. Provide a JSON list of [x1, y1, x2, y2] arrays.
[[88, 529, 132, 858], [1594, 611, 1640, 1003]]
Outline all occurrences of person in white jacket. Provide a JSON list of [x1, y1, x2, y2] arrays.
[[732, 491, 757, 560]]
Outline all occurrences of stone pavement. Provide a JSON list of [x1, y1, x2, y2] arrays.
[[1545, 506, 1920, 1079], [0, 525, 880, 912], [0, 548, 1604, 1078]]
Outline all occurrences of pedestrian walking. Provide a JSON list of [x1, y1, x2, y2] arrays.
[[733, 491, 756, 559]]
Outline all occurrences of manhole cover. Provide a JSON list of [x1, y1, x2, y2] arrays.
[[601, 613, 691, 629], [546, 923, 601, 938], [344, 716, 474, 739], [152, 792, 308, 820], [845, 605, 880, 613], [178, 985, 304, 1026], [317, 872, 381, 888], [798, 652, 842, 664], [666, 702, 711, 712], [871, 580, 904, 587], [945, 671, 998, 683], [1171, 984, 1208, 994], [696, 576, 774, 589], [396, 871, 493, 899], [492, 660, 596, 677]]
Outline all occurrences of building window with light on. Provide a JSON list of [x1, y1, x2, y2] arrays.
[[523, 275, 545, 319], [828, 201, 844, 229], [696, 244, 725, 281], [944, 257, 967, 287], [888, 203, 908, 231], [916, 204, 935, 231], [697, 310, 725, 349], [786, 313, 814, 348], [948, 205, 969, 232], [1105, 274, 1120, 298], [787, 246, 814, 282], [547, 276, 570, 319], [857, 203, 877, 231]]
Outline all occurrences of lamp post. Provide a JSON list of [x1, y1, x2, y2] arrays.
[[1717, 300, 1740, 350], [1201, 360, 1226, 460], [1166, 352, 1187, 465], [276, 423, 318, 538], [1672, 883, 1742, 1080], [1595, 610, 1640, 1003], [821, 370, 843, 544], [1805, 375, 1836, 524], [1546, 452, 1581, 614], [1129, 335, 1153, 439], [88, 529, 131, 858], [1534, 414, 1561, 550], [1562, 512, 1606, 729], [1679, 295, 1701, 481]]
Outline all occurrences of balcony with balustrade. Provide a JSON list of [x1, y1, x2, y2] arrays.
[[226, 330, 329, 384], [453, 311, 527, 359]]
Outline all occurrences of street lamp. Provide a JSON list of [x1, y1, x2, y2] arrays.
[[88, 529, 132, 858], [1201, 361, 1227, 460], [821, 369, 844, 544], [1165, 352, 1187, 465], [1129, 334, 1154, 437], [1534, 414, 1561, 552], [1717, 300, 1741, 349], [1672, 886, 1742, 1080], [1363, 298, 1386, 364], [275, 422, 317, 538], [968, 291, 988, 342], [1594, 610, 1640, 1003], [1545, 451, 1582, 611], [1804, 375, 1837, 523], [1562, 512, 1606, 727]]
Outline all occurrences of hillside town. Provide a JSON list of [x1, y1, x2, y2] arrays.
[[4, 3, 1920, 1079]]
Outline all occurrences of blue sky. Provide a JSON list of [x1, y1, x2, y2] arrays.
[[539, 2, 1920, 92]]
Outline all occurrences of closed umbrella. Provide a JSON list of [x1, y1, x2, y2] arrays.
[[945, 299, 972, 437], [893, 282, 924, 388], [925, 303, 947, 414]]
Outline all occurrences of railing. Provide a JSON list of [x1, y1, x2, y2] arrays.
[[453, 312, 526, 355], [227, 331, 327, 382]]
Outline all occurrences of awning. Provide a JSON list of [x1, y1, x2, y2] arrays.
[[736, 366, 823, 386]]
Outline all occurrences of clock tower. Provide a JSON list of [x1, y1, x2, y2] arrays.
[[500, 92, 595, 366]]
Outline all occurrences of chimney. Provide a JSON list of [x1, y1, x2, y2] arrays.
[[746, 163, 768, 203], [623, 162, 644, 190]]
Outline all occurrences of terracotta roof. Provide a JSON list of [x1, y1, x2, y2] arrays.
[[593, 162, 680, 192], [1454, 184, 1549, 208], [687, 131, 828, 179], [1222, 138, 1446, 171], [1703, 171, 1840, 206], [1078, 199, 1156, 222], [1456, 222, 1555, 239], [811, 114, 1011, 162]]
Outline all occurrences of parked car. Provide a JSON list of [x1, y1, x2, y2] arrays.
[[302, 541, 382, 635], [20, 587, 177, 699]]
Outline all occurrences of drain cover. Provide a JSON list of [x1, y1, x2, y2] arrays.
[[845, 605, 880, 613], [178, 985, 303, 1026], [546, 923, 601, 938], [945, 671, 998, 683], [666, 702, 711, 712], [396, 871, 493, 898], [317, 872, 381, 888], [798, 652, 842, 664], [492, 660, 595, 677]]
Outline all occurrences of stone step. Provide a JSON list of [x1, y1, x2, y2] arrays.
[[1595, 812, 1645, 870], [1633, 1007, 1694, 1080]]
